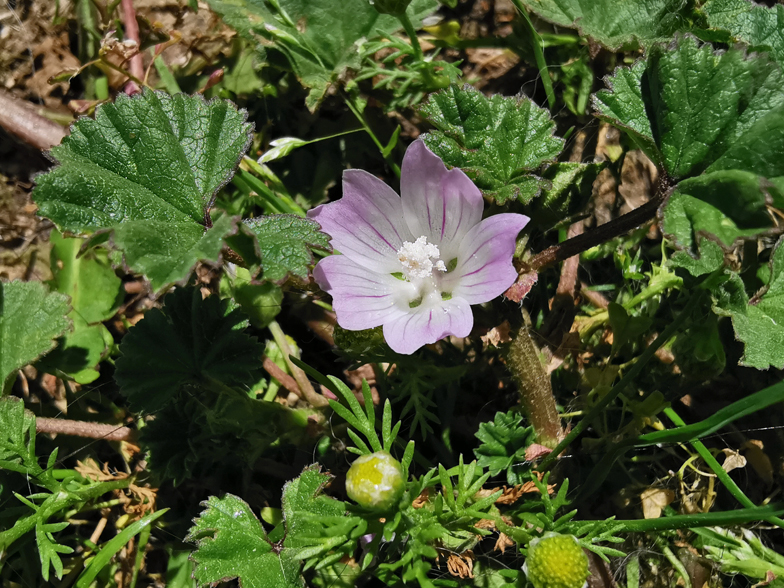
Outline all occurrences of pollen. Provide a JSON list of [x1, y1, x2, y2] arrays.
[[397, 236, 447, 280]]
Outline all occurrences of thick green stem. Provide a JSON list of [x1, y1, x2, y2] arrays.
[[506, 326, 562, 447]]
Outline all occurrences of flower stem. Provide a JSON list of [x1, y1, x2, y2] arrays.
[[506, 326, 562, 447], [398, 12, 424, 62], [343, 93, 401, 177]]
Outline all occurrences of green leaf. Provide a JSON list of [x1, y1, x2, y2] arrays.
[[282, 465, 347, 548], [112, 214, 239, 291], [0, 281, 71, 393], [243, 215, 331, 283], [0, 396, 36, 464], [592, 60, 658, 162], [668, 238, 725, 277], [188, 494, 303, 588], [37, 520, 74, 582], [703, 0, 784, 67], [37, 231, 122, 383], [474, 410, 535, 485], [205, 0, 438, 110], [714, 239, 784, 370], [420, 85, 564, 204], [115, 286, 264, 412], [533, 161, 605, 225], [594, 36, 784, 248], [48, 231, 122, 324], [518, 0, 691, 50], [32, 90, 253, 292]]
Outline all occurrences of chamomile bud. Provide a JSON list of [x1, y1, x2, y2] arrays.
[[523, 533, 590, 588], [345, 451, 405, 510]]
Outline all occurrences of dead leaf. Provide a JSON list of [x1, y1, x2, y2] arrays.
[[641, 487, 675, 519], [412, 488, 431, 509], [495, 533, 515, 554], [446, 551, 474, 579], [743, 440, 774, 485], [504, 271, 538, 303], [720, 449, 747, 473], [481, 320, 512, 348]]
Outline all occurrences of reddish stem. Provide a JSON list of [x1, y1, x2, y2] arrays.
[[121, 0, 144, 94], [36, 418, 136, 442]]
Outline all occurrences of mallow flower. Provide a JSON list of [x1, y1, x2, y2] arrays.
[[308, 139, 529, 355]]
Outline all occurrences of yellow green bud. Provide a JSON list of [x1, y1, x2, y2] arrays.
[[524, 534, 590, 588], [345, 451, 405, 510]]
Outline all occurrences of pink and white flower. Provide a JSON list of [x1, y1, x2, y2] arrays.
[[308, 139, 529, 354]]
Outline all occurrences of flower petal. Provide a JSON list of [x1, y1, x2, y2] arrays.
[[382, 297, 473, 354], [448, 213, 529, 304], [313, 254, 413, 331], [400, 140, 483, 261], [308, 169, 412, 272]]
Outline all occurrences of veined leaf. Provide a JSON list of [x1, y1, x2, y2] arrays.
[[594, 36, 784, 249], [519, 0, 691, 50], [114, 286, 264, 413], [32, 90, 253, 292], [703, 0, 784, 67], [420, 85, 564, 205], [243, 215, 331, 283], [0, 281, 71, 393]]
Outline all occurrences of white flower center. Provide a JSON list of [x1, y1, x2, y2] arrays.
[[396, 236, 446, 280]]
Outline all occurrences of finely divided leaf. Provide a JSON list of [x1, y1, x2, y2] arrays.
[[188, 494, 302, 588], [421, 85, 564, 204], [519, 0, 691, 50], [205, 0, 438, 110], [32, 90, 253, 292], [0, 281, 71, 393], [703, 0, 784, 67], [243, 215, 331, 283], [115, 287, 264, 412]]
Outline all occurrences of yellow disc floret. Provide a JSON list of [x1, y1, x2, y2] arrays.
[[524, 534, 590, 588], [345, 451, 405, 510]]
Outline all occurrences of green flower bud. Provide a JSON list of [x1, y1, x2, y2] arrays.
[[345, 451, 405, 510], [523, 534, 590, 588], [368, 0, 412, 17]]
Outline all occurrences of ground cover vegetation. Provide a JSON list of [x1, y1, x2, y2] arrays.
[[1, 0, 784, 586]]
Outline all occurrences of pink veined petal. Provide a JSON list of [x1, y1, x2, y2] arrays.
[[313, 254, 413, 331], [308, 169, 412, 272], [448, 213, 530, 305], [382, 297, 473, 355], [400, 140, 483, 261]]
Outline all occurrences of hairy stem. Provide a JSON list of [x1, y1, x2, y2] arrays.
[[36, 418, 136, 442], [506, 326, 561, 447]]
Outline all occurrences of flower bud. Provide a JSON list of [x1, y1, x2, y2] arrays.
[[523, 534, 589, 588], [368, 0, 412, 17], [345, 451, 405, 510]]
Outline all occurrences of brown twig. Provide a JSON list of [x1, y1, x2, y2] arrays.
[[36, 418, 136, 442], [0, 89, 68, 150], [262, 357, 301, 397], [120, 0, 144, 94], [526, 179, 672, 273]]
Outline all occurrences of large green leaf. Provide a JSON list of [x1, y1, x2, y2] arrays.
[[205, 0, 438, 111], [32, 90, 253, 292], [519, 0, 691, 49], [594, 36, 784, 249], [0, 281, 71, 393], [242, 215, 331, 283], [420, 85, 564, 205], [714, 239, 784, 370], [702, 0, 784, 67], [188, 466, 348, 588], [187, 494, 303, 588], [114, 286, 264, 413]]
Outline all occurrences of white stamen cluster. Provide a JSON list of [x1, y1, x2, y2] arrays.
[[397, 236, 446, 280]]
